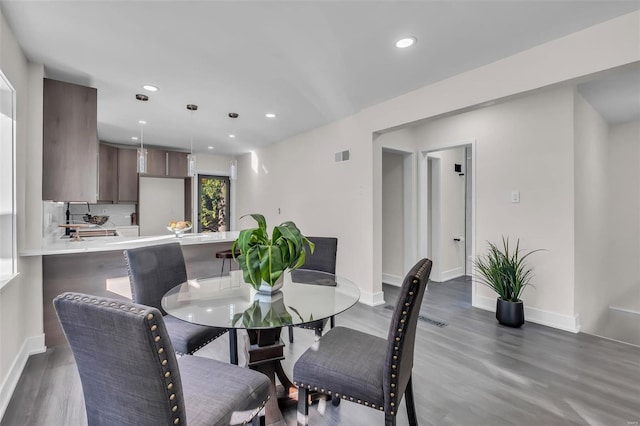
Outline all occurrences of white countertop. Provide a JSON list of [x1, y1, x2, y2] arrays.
[[20, 231, 240, 256]]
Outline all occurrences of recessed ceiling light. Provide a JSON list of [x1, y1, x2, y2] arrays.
[[265, 113, 276, 118], [228, 134, 236, 138], [207, 146, 214, 150], [142, 84, 158, 92], [395, 37, 417, 49], [138, 120, 146, 124], [131, 136, 139, 141]]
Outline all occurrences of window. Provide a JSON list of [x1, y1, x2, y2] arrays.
[[197, 174, 230, 232], [0, 70, 17, 282]]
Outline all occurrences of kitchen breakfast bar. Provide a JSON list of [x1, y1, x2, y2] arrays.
[[20, 231, 240, 347]]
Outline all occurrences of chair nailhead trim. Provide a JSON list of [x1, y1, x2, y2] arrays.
[[155, 336, 161, 342], [165, 372, 171, 378], [172, 406, 178, 412], [167, 383, 173, 390], [147, 313, 154, 320], [174, 418, 179, 424], [151, 325, 158, 331], [158, 348, 164, 354], [170, 394, 175, 400]]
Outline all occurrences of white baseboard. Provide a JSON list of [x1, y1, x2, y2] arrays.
[[441, 267, 465, 282], [0, 334, 46, 420], [359, 290, 385, 307], [382, 273, 402, 287], [474, 296, 581, 333]]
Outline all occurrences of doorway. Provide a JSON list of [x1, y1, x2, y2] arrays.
[[422, 144, 474, 282], [197, 174, 230, 232]]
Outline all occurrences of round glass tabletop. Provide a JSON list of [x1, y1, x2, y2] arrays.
[[161, 269, 360, 329]]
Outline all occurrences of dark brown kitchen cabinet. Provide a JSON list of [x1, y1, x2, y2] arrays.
[[167, 151, 189, 177], [144, 148, 168, 176], [43, 78, 98, 202], [117, 148, 138, 202], [98, 143, 118, 202]]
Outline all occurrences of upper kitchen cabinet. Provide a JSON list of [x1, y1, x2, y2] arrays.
[[144, 148, 168, 176], [118, 148, 138, 202], [98, 143, 118, 203], [43, 78, 98, 202], [167, 151, 189, 177]]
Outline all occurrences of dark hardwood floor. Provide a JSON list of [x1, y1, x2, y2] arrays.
[[2, 277, 639, 426]]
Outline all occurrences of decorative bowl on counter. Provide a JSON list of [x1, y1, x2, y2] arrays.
[[167, 224, 192, 237], [83, 215, 109, 225]]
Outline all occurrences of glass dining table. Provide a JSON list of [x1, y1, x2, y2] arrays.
[[161, 269, 360, 425]]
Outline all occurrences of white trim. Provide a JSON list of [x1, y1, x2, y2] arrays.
[[440, 267, 465, 282], [0, 335, 46, 419], [609, 305, 640, 316], [382, 273, 403, 287], [359, 290, 385, 306], [474, 296, 581, 333]]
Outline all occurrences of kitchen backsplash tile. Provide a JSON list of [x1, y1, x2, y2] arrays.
[[68, 203, 136, 227]]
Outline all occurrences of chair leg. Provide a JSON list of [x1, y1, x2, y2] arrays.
[[330, 315, 335, 328], [288, 325, 294, 343], [297, 386, 309, 426], [405, 375, 418, 426], [251, 413, 265, 426], [229, 329, 238, 365], [385, 413, 396, 426]]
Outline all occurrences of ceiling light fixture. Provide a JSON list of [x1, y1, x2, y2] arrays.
[[187, 104, 198, 177], [136, 120, 147, 173], [228, 134, 236, 138], [131, 136, 138, 141], [395, 37, 417, 48], [208, 146, 214, 150], [265, 113, 276, 118], [135, 94, 149, 101], [142, 85, 158, 92]]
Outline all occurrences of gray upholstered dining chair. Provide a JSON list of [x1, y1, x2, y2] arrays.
[[54, 292, 270, 426], [124, 243, 238, 363], [293, 258, 433, 426], [288, 236, 338, 343]]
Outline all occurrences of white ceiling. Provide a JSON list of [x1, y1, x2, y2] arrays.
[[1, 1, 639, 155]]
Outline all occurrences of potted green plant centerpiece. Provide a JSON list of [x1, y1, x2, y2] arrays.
[[474, 236, 541, 328], [232, 214, 314, 294]]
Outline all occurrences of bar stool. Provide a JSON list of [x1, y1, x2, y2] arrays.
[[215, 249, 238, 275]]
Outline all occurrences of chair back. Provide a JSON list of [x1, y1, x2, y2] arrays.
[[124, 242, 187, 314], [54, 292, 186, 426], [303, 237, 338, 274], [383, 258, 432, 415]]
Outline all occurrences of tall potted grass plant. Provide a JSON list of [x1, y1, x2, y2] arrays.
[[474, 236, 541, 327]]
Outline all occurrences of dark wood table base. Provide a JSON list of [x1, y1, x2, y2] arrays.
[[244, 327, 298, 426]]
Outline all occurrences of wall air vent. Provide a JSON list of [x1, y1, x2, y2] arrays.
[[334, 149, 350, 163]]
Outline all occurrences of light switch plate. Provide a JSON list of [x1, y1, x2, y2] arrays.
[[511, 190, 520, 203]]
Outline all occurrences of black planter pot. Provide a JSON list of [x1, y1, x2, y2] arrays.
[[496, 298, 524, 327]]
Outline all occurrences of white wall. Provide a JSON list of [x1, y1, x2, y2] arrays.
[[236, 11, 640, 314], [381, 151, 404, 283], [573, 92, 610, 333], [412, 87, 577, 327], [605, 119, 640, 314], [0, 8, 46, 418]]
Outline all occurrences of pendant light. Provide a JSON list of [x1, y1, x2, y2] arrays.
[[187, 104, 198, 177], [137, 120, 148, 174], [229, 159, 237, 180]]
